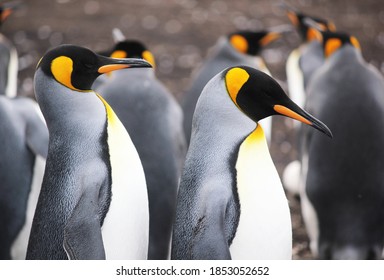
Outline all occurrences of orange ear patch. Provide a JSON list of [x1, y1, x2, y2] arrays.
[[51, 56, 77, 91], [225, 67, 250, 108], [325, 38, 342, 57], [230, 35, 248, 54]]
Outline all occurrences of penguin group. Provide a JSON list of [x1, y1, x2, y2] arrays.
[[281, 5, 384, 259], [0, 0, 383, 261]]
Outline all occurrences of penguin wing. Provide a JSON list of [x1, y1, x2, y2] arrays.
[[173, 178, 231, 260], [191, 205, 232, 259], [63, 184, 106, 260], [16, 98, 49, 158]]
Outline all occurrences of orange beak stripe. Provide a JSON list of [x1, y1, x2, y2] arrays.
[[98, 64, 130, 74], [260, 33, 281, 46], [274, 105, 312, 125]]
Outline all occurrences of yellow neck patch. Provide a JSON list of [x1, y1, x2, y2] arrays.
[[245, 123, 265, 145], [51, 56, 77, 91], [97, 93, 118, 126], [230, 35, 248, 54], [325, 38, 342, 58], [225, 67, 250, 108], [111, 50, 127, 59], [142, 50, 156, 68]]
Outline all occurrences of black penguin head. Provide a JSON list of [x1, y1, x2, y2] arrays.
[[285, 7, 336, 42], [109, 40, 156, 67], [320, 31, 361, 58], [228, 31, 281, 55], [0, 1, 22, 26], [37, 44, 152, 91], [223, 66, 332, 137]]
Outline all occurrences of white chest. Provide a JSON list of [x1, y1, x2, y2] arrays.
[[229, 125, 292, 259], [98, 95, 149, 260], [286, 48, 306, 110]]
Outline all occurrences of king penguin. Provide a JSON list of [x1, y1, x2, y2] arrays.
[[171, 65, 332, 260], [284, 6, 336, 109], [282, 6, 336, 196], [96, 39, 187, 260], [181, 29, 286, 145], [299, 31, 384, 259], [0, 1, 21, 97], [26, 44, 152, 260], [0, 94, 48, 260]]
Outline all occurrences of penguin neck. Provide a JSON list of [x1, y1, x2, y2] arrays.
[[189, 73, 256, 175], [325, 45, 366, 69], [34, 69, 106, 134]]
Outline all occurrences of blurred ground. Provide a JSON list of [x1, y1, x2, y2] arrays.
[[3, 0, 383, 259]]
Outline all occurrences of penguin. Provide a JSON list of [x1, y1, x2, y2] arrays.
[[0, 1, 22, 97], [284, 6, 336, 108], [96, 39, 187, 260], [0, 94, 48, 260], [299, 31, 384, 259], [171, 65, 332, 260], [182, 29, 286, 145], [26, 44, 152, 260], [282, 6, 336, 196]]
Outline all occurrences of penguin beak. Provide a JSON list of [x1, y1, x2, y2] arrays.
[[1, 1, 23, 21], [274, 103, 333, 138], [260, 32, 281, 47], [97, 56, 152, 74]]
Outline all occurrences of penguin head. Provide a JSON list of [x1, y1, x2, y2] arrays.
[[228, 31, 281, 55], [109, 40, 156, 68], [320, 31, 361, 58], [37, 44, 152, 91], [285, 8, 336, 42], [224, 65, 332, 137], [0, 1, 21, 25]]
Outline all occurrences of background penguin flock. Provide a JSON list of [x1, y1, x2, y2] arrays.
[[0, 0, 383, 260]]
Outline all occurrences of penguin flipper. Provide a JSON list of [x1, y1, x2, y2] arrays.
[[63, 187, 106, 260], [191, 185, 232, 259], [16, 98, 49, 158], [25, 114, 49, 158]]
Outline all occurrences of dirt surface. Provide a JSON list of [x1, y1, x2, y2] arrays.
[[3, 0, 383, 260]]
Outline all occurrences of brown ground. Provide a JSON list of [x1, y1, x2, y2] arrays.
[[3, 0, 383, 260]]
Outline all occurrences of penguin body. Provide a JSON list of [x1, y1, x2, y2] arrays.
[[0, 34, 17, 97], [182, 31, 281, 145], [97, 40, 187, 259], [0, 95, 48, 259], [283, 9, 335, 195], [0, 1, 20, 97], [172, 66, 331, 259], [26, 45, 151, 260], [300, 34, 384, 259]]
